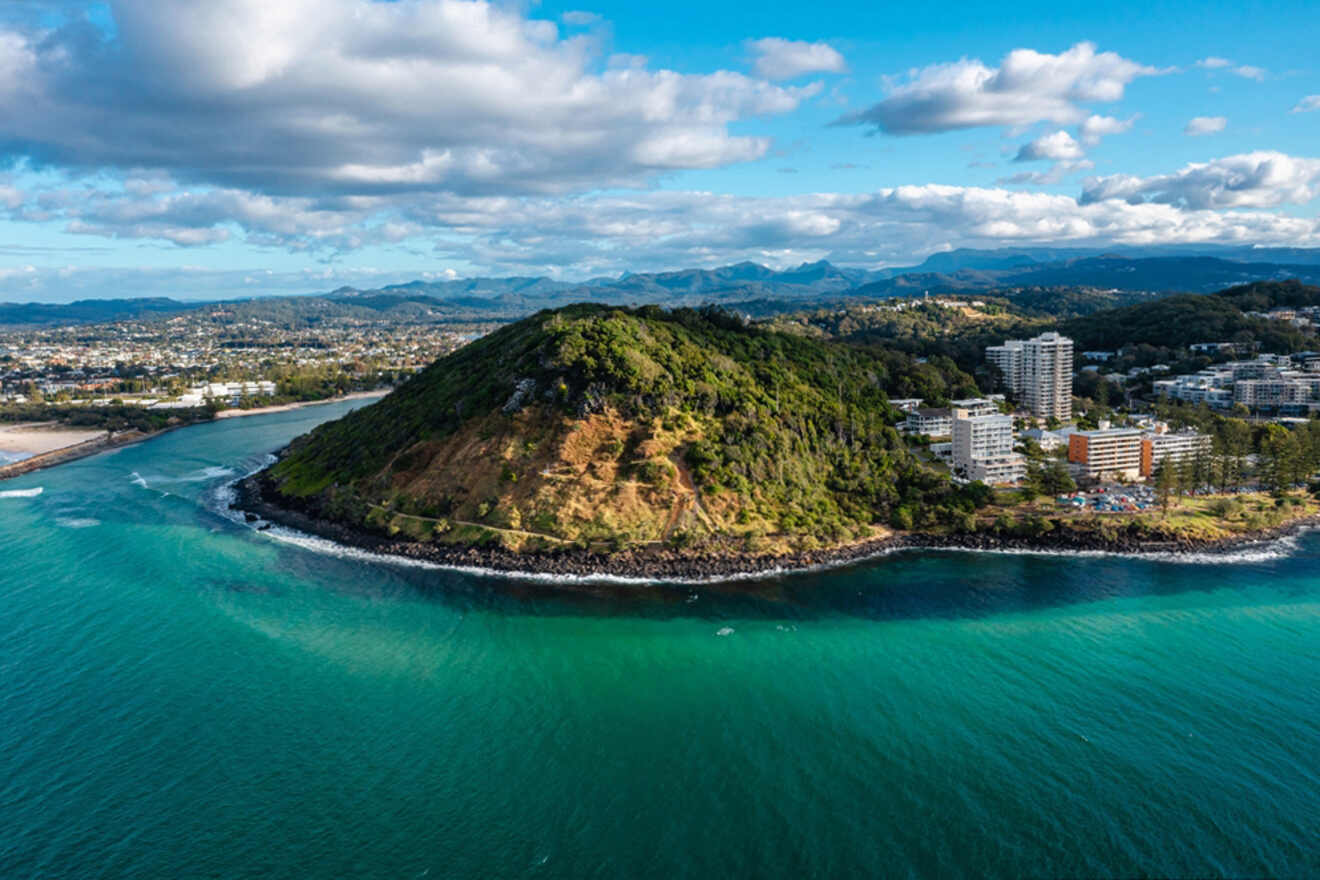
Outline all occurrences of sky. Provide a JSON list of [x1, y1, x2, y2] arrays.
[[0, 0, 1318, 302]]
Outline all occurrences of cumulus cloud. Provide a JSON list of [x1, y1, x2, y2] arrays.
[[835, 42, 1160, 134], [0, 0, 815, 198], [1078, 113, 1137, 146], [1292, 95, 1320, 113], [1195, 57, 1265, 80], [1080, 151, 1320, 209], [1014, 130, 1084, 162], [8, 154, 1319, 278], [747, 37, 846, 80], [1185, 116, 1227, 135]]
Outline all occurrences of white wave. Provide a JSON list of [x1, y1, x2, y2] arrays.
[[716, 627, 735, 636], [203, 451, 1313, 584], [242, 521, 1317, 587], [904, 532, 1310, 566], [129, 472, 148, 488], [55, 517, 100, 528], [0, 487, 42, 498], [177, 466, 237, 483], [204, 454, 278, 526]]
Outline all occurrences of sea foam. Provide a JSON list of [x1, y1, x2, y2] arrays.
[[0, 487, 43, 499]]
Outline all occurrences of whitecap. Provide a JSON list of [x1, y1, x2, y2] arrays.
[[0, 487, 42, 498], [129, 472, 148, 488], [55, 517, 100, 528], [716, 627, 735, 636]]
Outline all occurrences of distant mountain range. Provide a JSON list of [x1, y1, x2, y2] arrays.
[[7, 247, 1320, 327]]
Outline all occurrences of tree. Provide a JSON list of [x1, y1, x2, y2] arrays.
[[1038, 461, 1076, 495], [1258, 424, 1298, 494], [1154, 459, 1175, 516]]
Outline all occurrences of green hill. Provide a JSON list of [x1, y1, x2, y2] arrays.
[[256, 304, 976, 555], [1061, 284, 1319, 352]]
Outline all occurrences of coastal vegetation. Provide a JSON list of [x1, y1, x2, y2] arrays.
[[262, 304, 997, 555]]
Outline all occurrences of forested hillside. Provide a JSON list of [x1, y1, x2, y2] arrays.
[[260, 305, 987, 553]]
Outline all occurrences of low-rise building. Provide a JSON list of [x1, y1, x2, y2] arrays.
[[902, 407, 953, 438], [1020, 427, 1067, 452], [949, 397, 999, 417]]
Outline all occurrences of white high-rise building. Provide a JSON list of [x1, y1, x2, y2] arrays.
[[951, 411, 1025, 485], [987, 332, 1073, 421], [985, 340, 1024, 394]]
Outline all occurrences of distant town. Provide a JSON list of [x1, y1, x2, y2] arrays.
[[0, 304, 491, 410]]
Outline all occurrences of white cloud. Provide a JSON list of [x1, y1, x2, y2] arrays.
[[9, 154, 1319, 275], [1080, 151, 1320, 209], [747, 38, 846, 80], [0, 0, 814, 197], [1292, 95, 1320, 113], [1185, 116, 1227, 135], [561, 10, 601, 26], [1014, 130, 1084, 162], [1078, 113, 1137, 146], [1195, 57, 1265, 80], [836, 42, 1160, 134]]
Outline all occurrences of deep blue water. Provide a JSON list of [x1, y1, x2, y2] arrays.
[[2, 400, 1318, 878]]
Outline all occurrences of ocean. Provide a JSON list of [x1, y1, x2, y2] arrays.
[[1, 399, 1318, 878]]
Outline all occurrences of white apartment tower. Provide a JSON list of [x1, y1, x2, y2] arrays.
[[987, 332, 1073, 422], [951, 411, 1026, 485], [985, 340, 1024, 394]]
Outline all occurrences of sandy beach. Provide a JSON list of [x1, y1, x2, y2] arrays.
[[213, 390, 388, 420], [0, 422, 108, 457]]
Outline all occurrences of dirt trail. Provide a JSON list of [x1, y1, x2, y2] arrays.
[[661, 453, 715, 541]]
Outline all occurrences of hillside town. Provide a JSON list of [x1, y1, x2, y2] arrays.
[[897, 329, 1310, 494]]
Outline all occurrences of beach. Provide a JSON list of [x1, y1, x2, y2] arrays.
[[0, 390, 390, 481], [0, 422, 108, 460], [213, 390, 388, 419]]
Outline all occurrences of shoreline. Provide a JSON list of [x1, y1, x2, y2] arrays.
[[0, 390, 389, 482], [213, 389, 389, 419], [233, 473, 1320, 585], [0, 429, 151, 482]]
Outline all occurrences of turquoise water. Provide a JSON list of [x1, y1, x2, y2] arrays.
[[2, 400, 1319, 878]]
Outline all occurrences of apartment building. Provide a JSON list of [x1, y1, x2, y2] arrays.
[[951, 411, 1026, 485], [949, 397, 1000, 417], [1139, 430, 1212, 478], [986, 332, 1074, 421], [1068, 428, 1143, 481], [901, 408, 953, 438]]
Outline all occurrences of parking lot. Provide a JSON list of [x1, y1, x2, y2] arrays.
[[1056, 485, 1158, 513]]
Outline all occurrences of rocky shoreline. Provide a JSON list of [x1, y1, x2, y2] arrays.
[[233, 473, 1320, 584]]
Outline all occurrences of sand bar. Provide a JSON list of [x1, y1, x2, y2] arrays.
[[213, 390, 388, 419], [0, 422, 109, 456]]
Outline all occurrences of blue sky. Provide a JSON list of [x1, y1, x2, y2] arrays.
[[0, 0, 1317, 301]]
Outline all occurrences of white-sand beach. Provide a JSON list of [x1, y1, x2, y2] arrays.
[[213, 390, 388, 419], [0, 423, 108, 457]]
